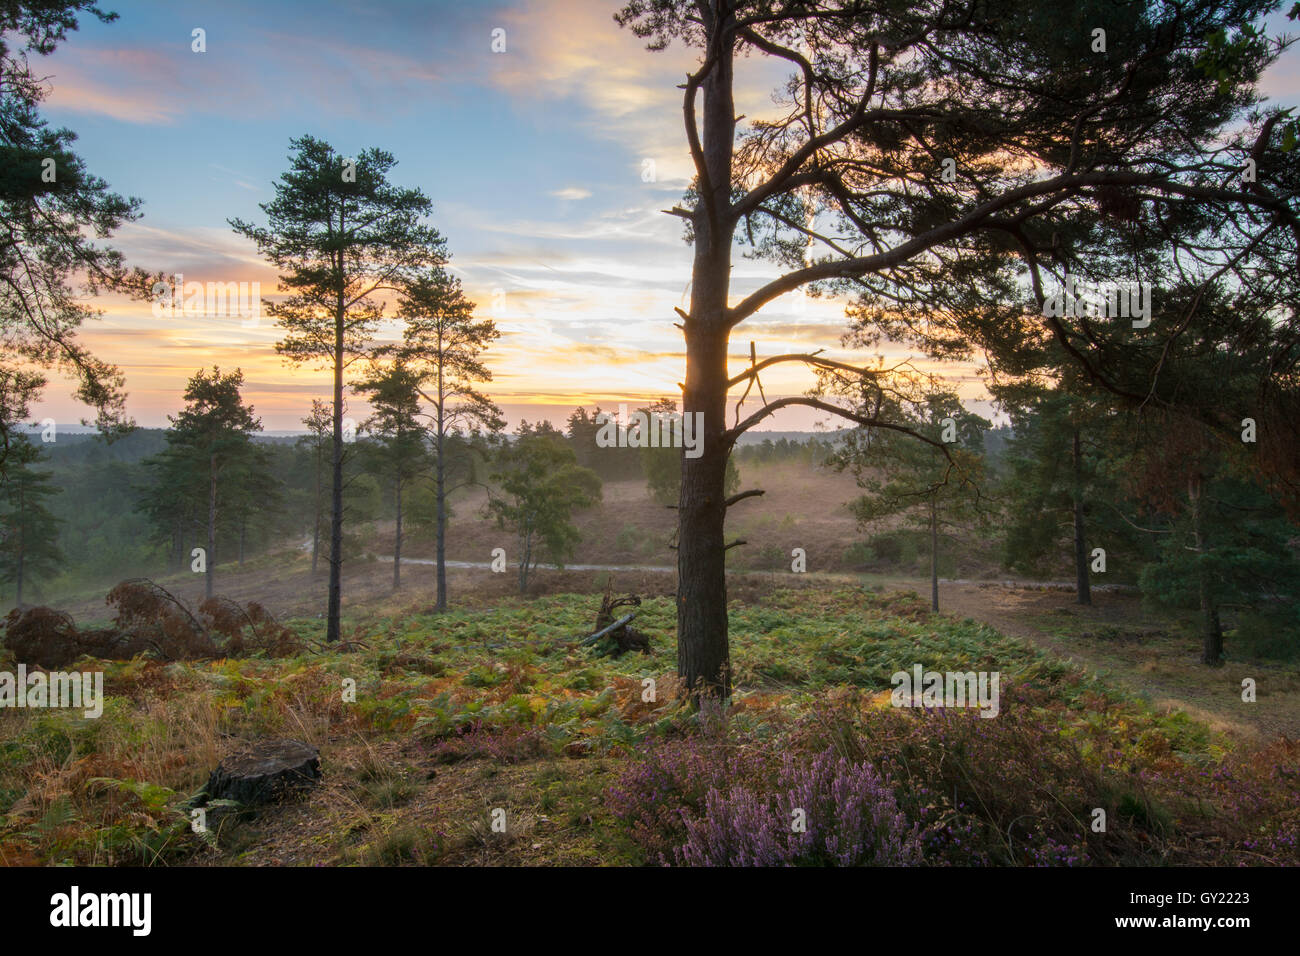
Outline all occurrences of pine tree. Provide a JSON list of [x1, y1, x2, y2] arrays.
[[0, 2, 159, 468], [160, 367, 262, 599], [614, 0, 1296, 700], [297, 399, 333, 576], [1126, 412, 1300, 665], [392, 269, 502, 610], [138, 442, 204, 574], [833, 391, 990, 612], [232, 136, 448, 648], [0, 435, 62, 605], [354, 360, 429, 590], [995, 384, 1147, 604], [223, 443, 283, 567]]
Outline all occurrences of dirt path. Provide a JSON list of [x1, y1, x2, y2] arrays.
[[880, 575, 1300, 743]]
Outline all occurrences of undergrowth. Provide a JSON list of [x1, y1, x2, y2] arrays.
[[0, 587, 1292, 866]]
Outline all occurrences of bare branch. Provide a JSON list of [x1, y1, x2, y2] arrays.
[[724, 489, 766, 508]]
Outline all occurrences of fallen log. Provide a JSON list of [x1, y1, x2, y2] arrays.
[[584, 583, 652, 657], [580, 611, 639, 646]]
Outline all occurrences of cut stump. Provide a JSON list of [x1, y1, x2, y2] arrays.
[[203, 739, 321, 807]]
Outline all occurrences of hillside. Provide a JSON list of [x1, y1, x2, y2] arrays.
[[4, 570, 1297, 867]]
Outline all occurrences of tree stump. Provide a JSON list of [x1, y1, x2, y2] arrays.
[[202, 739, 321, 806]]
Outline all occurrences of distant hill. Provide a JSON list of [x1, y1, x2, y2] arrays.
[[23, 423, 1015, 464], [34, 428, 168, 467]]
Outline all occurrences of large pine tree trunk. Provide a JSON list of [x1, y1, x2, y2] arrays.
[[676, 10, 737, 704], [677, 317, 732, 701], [1072, 427, 1092, 606]]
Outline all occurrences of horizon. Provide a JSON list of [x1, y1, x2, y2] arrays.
[[19, 417, 970, 441]]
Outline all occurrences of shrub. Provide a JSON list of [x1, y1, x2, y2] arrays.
[[364, 823, 447, 865], [607, 734, 921, 866], [429, 720, 549, 765], [1, 606, 121, 667], [841, 541, 874, 569], [0, 582, 303, 667], [677, 748, 922, 866], [867, 531, 911, 566], [1232, 608, 1300, 661], [605, 734, 774, 863], [1159, 739, 1300, 865], [792, 688, 1163, 865]]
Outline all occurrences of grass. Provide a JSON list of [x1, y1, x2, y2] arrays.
[[0, 585, 1291, 866]]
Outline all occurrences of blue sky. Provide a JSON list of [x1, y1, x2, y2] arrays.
[[29, 0, 1300, 431]]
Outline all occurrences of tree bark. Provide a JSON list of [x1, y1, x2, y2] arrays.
[[203, 739, 321, 806], [15, 478, 24, 606], [518, 523, 531, 595], [435, 369, 447, 612], [1072, 427, 1092, 606], [206, 453, 217, 600], [676, 8, 738, 704], [1189, 475, 1223, 665], [328, 280, 345, 647], [393, 476, 403, 590], [311, 443, 322, 577], [678, 328, 733, 701], [930, 494, 939, 612]]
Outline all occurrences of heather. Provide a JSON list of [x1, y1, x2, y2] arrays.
[[675, 748, 922, 866], [608, 676, 1300, 867]]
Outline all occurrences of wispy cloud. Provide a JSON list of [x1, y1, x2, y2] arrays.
[[26, 0, 1012, 431], [42, 19, 468, 125]]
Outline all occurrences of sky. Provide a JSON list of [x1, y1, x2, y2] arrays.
[[26, 0, 1300, 432]]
